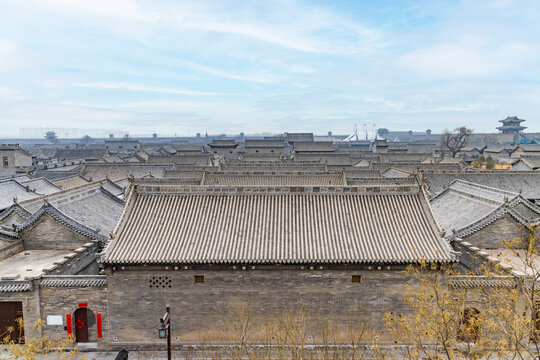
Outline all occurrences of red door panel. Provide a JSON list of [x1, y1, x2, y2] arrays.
[[74, 308, 88, 343]]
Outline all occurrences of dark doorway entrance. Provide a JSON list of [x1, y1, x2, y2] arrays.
[[0, 302, 24, 343], [74, 308, 89, 343]]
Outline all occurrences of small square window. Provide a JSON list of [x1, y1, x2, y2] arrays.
[[352, 275, 362, 284], [194, 275, 204, 284]]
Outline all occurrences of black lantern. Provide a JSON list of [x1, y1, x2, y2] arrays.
[[158, 323, 167, 339]]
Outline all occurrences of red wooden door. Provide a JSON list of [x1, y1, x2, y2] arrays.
[[0, 302, 24, 343], [74, 308, 88, 343]]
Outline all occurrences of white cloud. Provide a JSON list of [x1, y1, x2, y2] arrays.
[[396, 42, 530, 78], [0, 38, 34, 76], [72, 82, 219, 96], [0, 86, 28, 101], [24, 0, 381, 54], [178, 61, 282, 84]]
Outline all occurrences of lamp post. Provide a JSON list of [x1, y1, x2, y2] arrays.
[[158, 305, 171, 360]]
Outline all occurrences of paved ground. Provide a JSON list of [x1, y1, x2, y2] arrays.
[[0, 348, 200, 360]]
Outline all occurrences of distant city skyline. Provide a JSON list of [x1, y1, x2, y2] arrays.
[[1, 0, 539, 137]]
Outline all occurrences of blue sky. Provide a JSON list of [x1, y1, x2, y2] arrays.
[[0, 0, 539, 137]]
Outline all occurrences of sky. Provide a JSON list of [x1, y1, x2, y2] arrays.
[[0, 0, 539, 137]]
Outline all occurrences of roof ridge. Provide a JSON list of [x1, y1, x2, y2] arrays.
[[106, 180, 136, 245], [420, 186, 456, 259], [451, 179, 519, 197], [99, 185, 126, 205]]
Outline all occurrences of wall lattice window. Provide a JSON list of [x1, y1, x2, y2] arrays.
[[149, 275, 171, 288]]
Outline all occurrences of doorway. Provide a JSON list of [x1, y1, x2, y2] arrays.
[[74, 308, 89, 343], [0, 302, 24, 343]]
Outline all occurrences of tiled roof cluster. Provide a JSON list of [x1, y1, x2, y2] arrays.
[[0, 181, 126, 241], [422, 170, 540, 200], [103, 183, 455, 265], [430, 180, 540, 238]]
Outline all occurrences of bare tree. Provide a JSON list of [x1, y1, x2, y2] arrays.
[[439, 127, 473, 158]]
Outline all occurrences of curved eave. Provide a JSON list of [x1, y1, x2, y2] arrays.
[[103, 257, 456, 266]]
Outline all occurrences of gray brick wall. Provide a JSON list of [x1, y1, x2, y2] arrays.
[[39, 286, 108, 346], [105, 267, 418, 346]]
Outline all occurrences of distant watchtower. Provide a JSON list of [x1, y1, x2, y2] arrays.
[[497, 116, 527, 134]]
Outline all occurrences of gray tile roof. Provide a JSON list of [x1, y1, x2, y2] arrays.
[[18, 182, 125, 236], [430, 180, 540, 238], [53, 175, 91, 189], [294, 141, 334, 152], [220, 162, 327, 172], [40, 275, 107, 287], [17, 203, 108, 241], [295, 152, 353, 166], [0, 180, 41, 210], [103, 186, 455, 265], [101, 179, 125, 197], [202, 174, 345, 186], [382, 168, 414, 178], [146, 154, 211, 166], [18, 177, 62, 195], [0, 203, 31, 222], [53, 148, 107, 160], [449, 276, 515, 288], [378, 153, 432, 163], [0, 281, 32, 292], [343, 169, 383, 178], [373, 163, 464, 173], [244, 139, 285, 148], [513, 157, 540, 169], [80, 163, 174, 181], [423, 170, 540, 200]]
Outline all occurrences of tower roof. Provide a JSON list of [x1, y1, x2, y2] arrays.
[[499, 116, 525, 124]]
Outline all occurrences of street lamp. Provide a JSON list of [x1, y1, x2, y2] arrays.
[[158, 305, 171, 360]]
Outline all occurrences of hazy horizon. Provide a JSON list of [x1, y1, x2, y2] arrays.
[[1, 0, 539, 137]]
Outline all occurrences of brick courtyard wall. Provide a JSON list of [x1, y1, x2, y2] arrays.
[[105, 266, 420, 349]]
